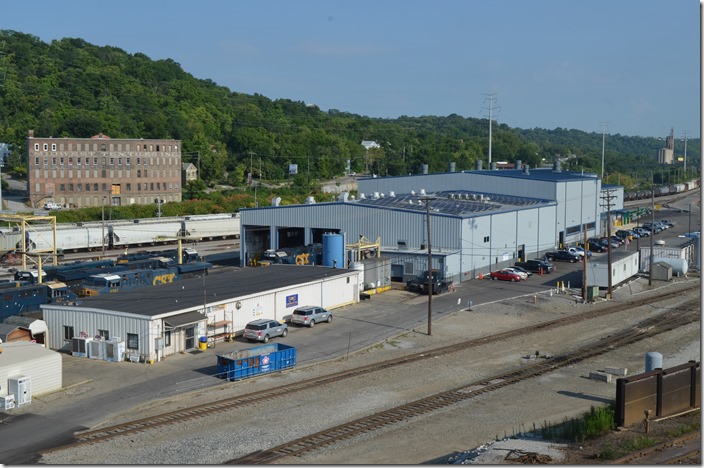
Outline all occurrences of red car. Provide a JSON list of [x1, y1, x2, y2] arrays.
[[489, 269, 524, 282]]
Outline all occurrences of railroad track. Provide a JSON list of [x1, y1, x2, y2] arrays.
[[226, 306, 700, 464], [40, 283, 699, 457]]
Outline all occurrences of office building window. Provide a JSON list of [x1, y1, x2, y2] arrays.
[[127, 333, 139, 349], [63, 325, 74, 341]]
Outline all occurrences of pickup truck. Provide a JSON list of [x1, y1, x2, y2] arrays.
[[406, 270, 452, 295]]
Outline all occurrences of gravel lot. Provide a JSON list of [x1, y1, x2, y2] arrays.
[[39, 277, 700, 464]]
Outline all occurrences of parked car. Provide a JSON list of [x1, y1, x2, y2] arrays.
[[632, 227, 650, 237], [609, 236, 625, 246], [599, 237, 620, 248], [659, 219, 675, 228], [641, 223, 662, 234], [503, 267, 529, 279], [243, 319, 288, 343], [509, 265, 533, 277], [489, 269, 525, 282], [566, 246, 591, 258], [290, 306, 332, 327], [545, 250, 580, 263], [581, 240, 607, 253], [43, 202, 61, 210], [615, 230, 635, 241], [514, 259, 554, 273]]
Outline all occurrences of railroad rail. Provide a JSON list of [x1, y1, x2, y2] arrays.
[[39, 283, 699, 457], [227, 306, 699, 464]]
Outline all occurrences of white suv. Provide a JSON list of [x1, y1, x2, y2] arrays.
[[43, 202, 61, 210], [290, 306, 332, 327]]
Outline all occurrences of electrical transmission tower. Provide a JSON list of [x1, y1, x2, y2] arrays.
[[481, 93, 500, 165]]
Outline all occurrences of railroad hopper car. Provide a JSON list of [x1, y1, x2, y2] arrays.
[[216, 343, 297, 381], [623, 179, 699, 202], [0, 213, 240, 254]]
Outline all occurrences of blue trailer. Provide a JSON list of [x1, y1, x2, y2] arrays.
[[216, 343, 296, 381]]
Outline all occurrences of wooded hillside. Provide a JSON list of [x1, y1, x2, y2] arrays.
[[0, 30, 698, 191]]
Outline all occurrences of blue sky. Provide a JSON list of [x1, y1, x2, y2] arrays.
[[3, 0, 701, 138]]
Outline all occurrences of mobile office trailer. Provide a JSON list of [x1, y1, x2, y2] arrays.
[[586, 250, 639, 288]]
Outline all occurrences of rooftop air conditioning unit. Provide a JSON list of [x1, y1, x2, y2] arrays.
[[419, 189, 426, 196]]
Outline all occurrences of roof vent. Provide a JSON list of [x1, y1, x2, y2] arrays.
[[304, 196, 316, 204], [359, 193, 366, 199], [410, 190, 416, 195], [372, 192, 380, 199], [338, 192, 349, 202], [271, 196, 282, 206], [389, 191, 395, 197], [523, 164, 530, 175], [419, 188, 426, 196]]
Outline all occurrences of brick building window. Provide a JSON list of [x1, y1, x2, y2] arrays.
[[126, 183, 131, 191]]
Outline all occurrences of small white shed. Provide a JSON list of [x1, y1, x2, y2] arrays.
[[0, 341, 62, 400]]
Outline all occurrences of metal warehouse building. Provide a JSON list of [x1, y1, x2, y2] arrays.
[[0, 342, 62, 406], [240, 166, 603, 284], [41, 265, 359, 363]]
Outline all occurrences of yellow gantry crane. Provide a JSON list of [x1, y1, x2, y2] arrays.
[[0, 214, 60, 283]]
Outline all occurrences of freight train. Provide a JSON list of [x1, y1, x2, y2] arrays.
[[0, 279, 75, 322], [624, 179, 699, 202], [0, 212, 240, 255]]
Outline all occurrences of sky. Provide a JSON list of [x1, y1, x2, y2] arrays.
[[3, 0, 701, 139]]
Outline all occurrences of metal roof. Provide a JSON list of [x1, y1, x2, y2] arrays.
[[49, 265, 356, 318], [352, 189, 553, 216]]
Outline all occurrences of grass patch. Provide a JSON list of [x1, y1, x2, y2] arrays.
[[541, 404, 616, 443], [597, 435, 658, 460]]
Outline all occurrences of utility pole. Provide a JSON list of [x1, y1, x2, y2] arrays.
[[482, 93, 500, 165], [600, 188, 617, 299], [420, 196, 437, 336], [648, 190, 655, 286], [600, 122, 608, 180], [582, 224, 588, 302]]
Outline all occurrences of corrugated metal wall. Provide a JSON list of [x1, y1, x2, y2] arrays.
[[0, 345, 62, 398]]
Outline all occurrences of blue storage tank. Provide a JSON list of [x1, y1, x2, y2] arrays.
[[322, 233, 345, 268], [216, 343, 296, 381]]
